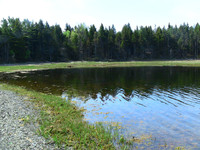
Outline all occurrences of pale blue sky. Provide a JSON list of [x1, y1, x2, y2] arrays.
[[0, 0, 199, 31]]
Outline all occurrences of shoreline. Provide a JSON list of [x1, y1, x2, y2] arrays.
[[1, 60, 200, 73]]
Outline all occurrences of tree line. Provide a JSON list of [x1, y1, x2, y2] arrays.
[[0, 17, 200, 63]]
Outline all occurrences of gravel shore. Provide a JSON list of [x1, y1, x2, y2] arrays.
[[0, 88, 59, 150]]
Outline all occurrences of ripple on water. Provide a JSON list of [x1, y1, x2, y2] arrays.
[[1, 67, 200, 149]]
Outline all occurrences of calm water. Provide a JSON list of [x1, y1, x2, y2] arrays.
[[1, 67, 200, 149]]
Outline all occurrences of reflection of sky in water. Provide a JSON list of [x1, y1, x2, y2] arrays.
[[62, 87, 200, 149]]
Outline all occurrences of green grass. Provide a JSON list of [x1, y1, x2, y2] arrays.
[[1, 84, 117, 149], [1, 60, 200, 73]]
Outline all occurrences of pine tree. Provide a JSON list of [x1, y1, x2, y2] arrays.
[[88, 24, 96, 59], [108, 25, 116, 60], [121, 23, 133, 59]]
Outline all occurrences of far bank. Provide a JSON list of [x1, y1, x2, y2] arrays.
[[1, 60, 200, 73]]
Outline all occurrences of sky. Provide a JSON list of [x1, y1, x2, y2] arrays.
[[0, 0, 199, 31]]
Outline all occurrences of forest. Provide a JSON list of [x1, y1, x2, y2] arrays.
[[0, 17, 200, 63]]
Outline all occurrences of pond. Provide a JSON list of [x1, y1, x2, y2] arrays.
[[1, 67, 200, 149]]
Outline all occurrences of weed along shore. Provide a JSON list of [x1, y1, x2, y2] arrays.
[[0, 60, 199, 149]]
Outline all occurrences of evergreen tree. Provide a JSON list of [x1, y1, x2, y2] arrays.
[[132, 27, 140, 59], [121, 23, 133, 59], [194, 24, 200, 59], [8, 17, 28, 62], [115, 32, 122, 60], [154, 27, 164, 58], [97, 24, 106, 59], [88, 24, 96, 59], [108, 25, 116, 60]]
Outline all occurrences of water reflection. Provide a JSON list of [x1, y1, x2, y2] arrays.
[[1, 67, 200, 149]]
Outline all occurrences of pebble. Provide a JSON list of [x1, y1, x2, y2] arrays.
[[0, 88, 63, 150]]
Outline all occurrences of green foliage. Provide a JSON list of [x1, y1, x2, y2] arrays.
[[1, 17, 200, 63], [63, 30, 70, 38]]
